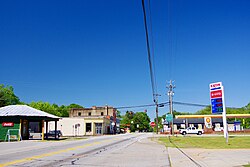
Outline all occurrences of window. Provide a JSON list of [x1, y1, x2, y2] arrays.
[[78, 112, 81, 116], [29, 122, 40, 133], [86, 123, 91, 132], [88, 112, 91, 116], [101, 112, 104, 116]]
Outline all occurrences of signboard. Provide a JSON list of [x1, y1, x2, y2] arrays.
[[150, 122, 156, 128], [2, 122, 14, 127], [211, 98, 223, 113], [210, 82, 228, 140], [210, 90, 222, 99], [210, 82, 224, 114], [166, 114, 173, 122], [204, 117, 212, 128], [210, 82, 222, 90]]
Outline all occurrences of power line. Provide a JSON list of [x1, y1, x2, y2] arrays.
[[141, 0, 157, 102], [117, 103, 158, 110], [147, 0, 158, 96], [116, 100, 241, 111], [173, 101, 209, 107]]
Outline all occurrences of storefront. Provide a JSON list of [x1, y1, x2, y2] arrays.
[[0, 105, 60, 141]]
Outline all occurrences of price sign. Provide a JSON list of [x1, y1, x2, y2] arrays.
[[210, 82, 224, 114]]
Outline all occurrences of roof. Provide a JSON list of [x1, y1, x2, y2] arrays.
[[164, 118, 224, 124], [176, 114, 250, 119], [0, 105, 60, 120]]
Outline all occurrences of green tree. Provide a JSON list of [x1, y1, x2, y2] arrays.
[[67, 103, 83, 109], [0, 84, 21, 107], [29, 102, 83, 117], [120, 111, 151, 132], [29, 101, 57, 116], [120, 111, 134, 130], [195, 106, 211, 115], [131, 112, 150, 132], [173, 110, 192, 117], [116, 110, 122, 118]]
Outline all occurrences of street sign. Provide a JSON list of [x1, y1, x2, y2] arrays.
[[150, 122, 156, 128], [166, 114, 173, 122]]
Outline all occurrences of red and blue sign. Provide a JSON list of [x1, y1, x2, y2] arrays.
[[211, 98, 223, 113], [210, 82, 224, 114]]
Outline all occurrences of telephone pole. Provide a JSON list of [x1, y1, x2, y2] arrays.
[[167, 80, 175, 135], [154, 94, 161, 134]]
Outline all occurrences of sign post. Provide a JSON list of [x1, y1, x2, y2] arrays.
[[210, 82, 228, 142]]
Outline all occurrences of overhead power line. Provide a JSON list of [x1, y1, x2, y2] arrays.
[[117, 103, 159, 110], [141, 0, 157, 102], [116, 101, 241, 111], [173, 101, 209, 107]]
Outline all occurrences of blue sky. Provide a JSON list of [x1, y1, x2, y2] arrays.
[[1, 0, 250, 119]]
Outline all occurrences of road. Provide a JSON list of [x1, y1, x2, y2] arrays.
[[0, 133, 170, 167]]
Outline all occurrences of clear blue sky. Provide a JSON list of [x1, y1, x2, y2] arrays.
[[1, 0, 250, 120]]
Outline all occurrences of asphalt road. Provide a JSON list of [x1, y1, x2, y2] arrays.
[[0, 133, 170, 167]]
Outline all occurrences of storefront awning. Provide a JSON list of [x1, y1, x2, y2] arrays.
[[0, 105, 60, 121]]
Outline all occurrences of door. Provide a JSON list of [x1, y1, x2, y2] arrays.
[[95, 123, 102, 135], [22, 119, 29, 140]]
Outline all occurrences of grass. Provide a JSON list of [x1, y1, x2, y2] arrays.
[[158, 136, 250, 149]]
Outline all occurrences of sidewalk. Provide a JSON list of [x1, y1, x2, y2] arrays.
[[74, 135, 171, 167], [168, 147, 250, 167]]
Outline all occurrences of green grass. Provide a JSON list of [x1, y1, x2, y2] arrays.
[[243, 164, 250, 167], [158, 136, 250, 149]]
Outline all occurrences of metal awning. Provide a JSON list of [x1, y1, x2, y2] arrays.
[[0, 105, 60, 121]]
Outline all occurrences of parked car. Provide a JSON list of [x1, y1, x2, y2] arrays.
[[44, 130, 62, 138], [179, 127, 204, 135]]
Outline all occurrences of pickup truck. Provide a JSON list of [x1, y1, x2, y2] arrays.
[[179, 127, 204, 135]]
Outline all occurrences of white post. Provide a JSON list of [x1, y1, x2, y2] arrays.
[[222, 86, 228, 141]]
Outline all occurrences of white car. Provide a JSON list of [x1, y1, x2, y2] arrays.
[[179, 127, 204, 135]]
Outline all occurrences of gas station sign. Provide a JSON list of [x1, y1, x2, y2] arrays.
[[210, 82, 224, 114]]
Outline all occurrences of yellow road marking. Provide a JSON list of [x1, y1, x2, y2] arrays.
[[0, 140, 110, 167]]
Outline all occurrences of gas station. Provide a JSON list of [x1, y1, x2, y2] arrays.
[[0, 105, 60, 141]]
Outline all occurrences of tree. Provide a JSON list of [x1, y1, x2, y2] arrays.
[[120, 111, 134, 131], [195, 106, 211, 115], [116, 110, 122, 118], [29, 102, 83, 117], [67, 103, 83, 109], [0, 84, 20, 107], [29, 101, 57, 116], [120, 111, 151, 132], [131, 112, 150, 132]]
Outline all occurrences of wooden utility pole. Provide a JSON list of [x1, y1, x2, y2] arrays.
[[167, 80, 175, 135]]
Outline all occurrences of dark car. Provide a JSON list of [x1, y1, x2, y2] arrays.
[[45, 130, 62, 138]]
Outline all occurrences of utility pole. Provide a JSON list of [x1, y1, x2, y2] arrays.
[[154, 94, 161, 134], [167, 80, 175, 135]]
